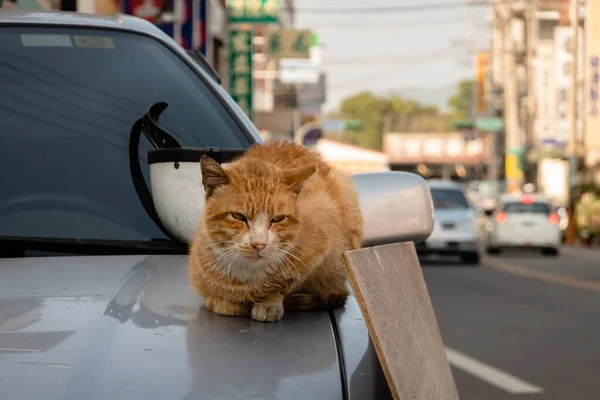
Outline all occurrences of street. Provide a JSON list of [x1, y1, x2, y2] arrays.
[[422, 248, 600, 400]]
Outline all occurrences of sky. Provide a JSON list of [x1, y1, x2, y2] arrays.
[[293, 0, 492, 111]]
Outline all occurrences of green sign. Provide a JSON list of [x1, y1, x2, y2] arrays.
[[475, 118, 503, 132], [265, 29, 312, 60], [343, 120, 362, 131], [228, 0, 281, 24], [452, 119, 474, 130], [229, 29, 253, 121]]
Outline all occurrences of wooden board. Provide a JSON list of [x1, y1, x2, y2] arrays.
[[342, 242, 459, 400]]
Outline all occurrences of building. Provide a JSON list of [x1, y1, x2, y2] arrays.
[[488, 0, 590, 195], [315, 139, 389, 174], [383, 132, 491, 181], [251, 1, 326, 141]]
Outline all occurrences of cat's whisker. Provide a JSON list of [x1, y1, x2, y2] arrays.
[[225, 253, 240, 281], [208, 248, 238, 270], [278, 248, 308, 271]]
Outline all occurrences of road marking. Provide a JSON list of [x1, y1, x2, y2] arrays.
[[445, 347, 544, 395], [484, 257, 600, 294]]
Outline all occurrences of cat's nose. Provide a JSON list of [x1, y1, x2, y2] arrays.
[[251, 242, 266, 251]]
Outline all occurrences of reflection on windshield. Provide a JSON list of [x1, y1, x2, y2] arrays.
[[0, 27, 252, 248], [431, 188, 470, 210]]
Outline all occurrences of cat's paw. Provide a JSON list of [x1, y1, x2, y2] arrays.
[[207, 298, 249, 317], [251, 302, 284, 322]]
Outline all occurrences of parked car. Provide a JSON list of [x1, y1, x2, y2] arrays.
[[486, 193, 561, 256], [0, 11, 434, 400], [416, 180, 482, 265]]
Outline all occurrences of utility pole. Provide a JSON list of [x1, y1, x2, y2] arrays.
[[500, 2, 522, 194], [525, 0, 537, 186], [570, 0, 580, 172], [565, 0, 580, 245]]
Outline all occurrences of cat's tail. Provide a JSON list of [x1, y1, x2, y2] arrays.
[[283, 292, 348, 311]]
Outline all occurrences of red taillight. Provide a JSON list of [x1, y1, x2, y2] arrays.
[[496, 212, 508, 223], [549, 213, 560, 224], [521, 195, 534, 204]]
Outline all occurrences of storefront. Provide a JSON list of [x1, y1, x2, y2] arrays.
[[314, 139, 390, 174]]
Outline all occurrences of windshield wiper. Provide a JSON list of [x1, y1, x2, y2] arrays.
[[0, 236, 187, 257]]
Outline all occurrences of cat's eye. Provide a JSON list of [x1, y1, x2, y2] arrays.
[[231, 212, 247, 221], [271, 215, 286, 223]]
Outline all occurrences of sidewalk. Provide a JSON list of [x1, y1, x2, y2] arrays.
[[561, 245, 600, 261]]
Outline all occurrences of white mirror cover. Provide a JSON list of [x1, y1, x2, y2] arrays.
[[350, 171, 434, 246]]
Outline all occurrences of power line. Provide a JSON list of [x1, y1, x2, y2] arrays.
[[323, 47, 455, 65], [298, 12, 479, 30], [291, 1, 490, 14], [291, 0, 569, 14], [326, 47, 456, 89]]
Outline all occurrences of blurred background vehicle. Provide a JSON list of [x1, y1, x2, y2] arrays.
[[466, 179, 506, 216], [486, 193, 561, 256], [416, 180, 482, 265]]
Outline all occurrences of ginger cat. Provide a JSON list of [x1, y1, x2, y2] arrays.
[[188, 141, 363, 322]]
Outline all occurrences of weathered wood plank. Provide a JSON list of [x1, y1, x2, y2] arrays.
[[342, 242, 459, 400]]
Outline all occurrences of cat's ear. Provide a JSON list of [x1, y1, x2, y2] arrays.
[[283, 164, 317, 194], [200, 155, 230, 197]]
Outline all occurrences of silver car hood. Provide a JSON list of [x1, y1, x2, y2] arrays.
[[0, 255, 391, 400]]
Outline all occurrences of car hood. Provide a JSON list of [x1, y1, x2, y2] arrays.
[[0, 254, 360, 400]]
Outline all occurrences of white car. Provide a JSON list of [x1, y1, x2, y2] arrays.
[[416, 180, 482, 265], [486, 193, 561, 256]]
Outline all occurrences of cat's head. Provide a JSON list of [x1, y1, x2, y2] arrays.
[[199, 155, 316, 263]]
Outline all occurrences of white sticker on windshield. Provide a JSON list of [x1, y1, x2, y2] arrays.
[[21, 34, 73, 47]]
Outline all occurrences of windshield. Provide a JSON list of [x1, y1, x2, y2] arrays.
[[0, 27, 254, 255], [430, 188, 470, 210], [503, 202, 550, 215]]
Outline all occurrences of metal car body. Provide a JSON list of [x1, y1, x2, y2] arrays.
[[416, 180, 481, 264], [486, 193, 561, 255], [0, 11, 433, 400], [0, 254, 393, 400]]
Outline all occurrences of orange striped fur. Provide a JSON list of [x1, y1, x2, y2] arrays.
[[188, 141, 363, 322]]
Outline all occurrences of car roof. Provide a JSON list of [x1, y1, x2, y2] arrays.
[[0, 10, 171, 40], [426, 179, 464, 190]]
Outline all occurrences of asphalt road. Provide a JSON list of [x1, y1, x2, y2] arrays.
[[420, 247, 600, 400]]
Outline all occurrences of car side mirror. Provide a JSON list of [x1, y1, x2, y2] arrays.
[[350, 172, 434, 247]]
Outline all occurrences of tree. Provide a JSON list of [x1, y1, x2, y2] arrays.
[[447, 79, 475, 120], [337, 92, 391, 150], [331, 92, 453, 150]]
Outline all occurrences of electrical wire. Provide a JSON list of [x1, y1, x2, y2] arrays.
[[297, 12, 480, 30], [290, 1, 489, 14], [289, 0, 568, 14]]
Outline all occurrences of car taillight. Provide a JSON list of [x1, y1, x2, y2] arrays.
[[549, 213, 560, 224], [496, 212, 508, 223], [521, 195, 534, 204]]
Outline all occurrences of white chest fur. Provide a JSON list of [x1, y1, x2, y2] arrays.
[[210, 247, 277, 283]]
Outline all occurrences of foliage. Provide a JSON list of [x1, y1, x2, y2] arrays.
[[447, 79, 475, 120], [330, 91, 453, 150]]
